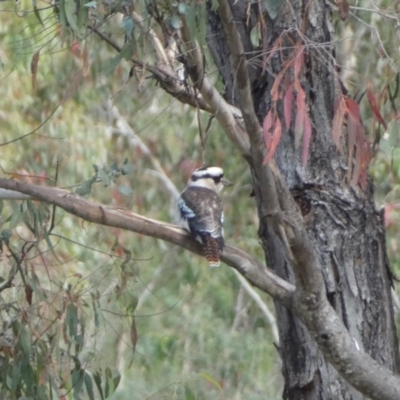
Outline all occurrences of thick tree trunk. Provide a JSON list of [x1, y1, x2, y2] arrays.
[[206, 1, 400, 398]]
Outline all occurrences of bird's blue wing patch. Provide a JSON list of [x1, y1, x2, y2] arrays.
[[178, 197, 196, 219]]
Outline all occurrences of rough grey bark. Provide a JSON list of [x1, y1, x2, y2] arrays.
[[206, 1, 400, 399]]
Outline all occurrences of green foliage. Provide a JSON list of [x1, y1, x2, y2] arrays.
[[262, 0, 282, 20], [0, 3, 280, 399], [1, 0, 399, 398]]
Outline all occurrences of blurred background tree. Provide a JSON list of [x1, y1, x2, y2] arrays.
[[0, 0, 399, 399]]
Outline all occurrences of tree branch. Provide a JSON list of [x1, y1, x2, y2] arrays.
[[88, 25, 213, 114], [180, 14, 250, 157], [0, 188, 32, 200], [0, 178, 294, 307], [216, 0, 324, 295], [294, 290, 400, 400], [131, 11, 172, 69], [233, 268, 279, 343], [214, 0, 297, 268], [1, 177, 400, 398], [215, 0, 262, 147], [214, 1, 400, 399], [104, 99, 180, 201]]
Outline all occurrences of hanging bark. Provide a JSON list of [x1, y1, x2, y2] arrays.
[[206, 1, 400, 399]]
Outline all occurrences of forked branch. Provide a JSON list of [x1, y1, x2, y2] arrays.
[[215, 1, 400, 399]]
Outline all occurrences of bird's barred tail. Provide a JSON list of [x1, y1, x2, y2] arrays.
[[204, 236, 222, 267]]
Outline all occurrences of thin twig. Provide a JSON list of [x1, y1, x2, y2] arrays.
[[0, 266, 17, 292], [49, 159, 60, 232], [88, 25, 214, 113], [0, 106, 59, 147], [6, 243, 27, 287], [104, 99, 180, 201], [180, 13, 250, 156], [233, 269, 279, 343], [131, 11, 172, 69], [0, 178, 295, 306]]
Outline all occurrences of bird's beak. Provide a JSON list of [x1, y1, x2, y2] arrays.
[[221, 177, 233, 187]]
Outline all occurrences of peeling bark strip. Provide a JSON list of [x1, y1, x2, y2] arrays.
[[206, 0, 400, 399]]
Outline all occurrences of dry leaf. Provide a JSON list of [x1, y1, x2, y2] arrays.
[[337, 0, 349, 20], [31, 50, 40, 92]]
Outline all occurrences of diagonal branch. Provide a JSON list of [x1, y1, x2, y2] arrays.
[[216, 0, 262, 148], [131, 11, 172, 69], [180, 14, 250, 157], [216, 0, 324, 296], [214, 2, 400, 399], [233, 268, 279, 343], [89, 25, 213, 114], [104, 100, 180, 201], [0, 178, 294, 307], [214, 0, 293, 263], [1, 178, 400, 399]]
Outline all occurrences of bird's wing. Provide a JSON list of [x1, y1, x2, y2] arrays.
[[179, 187, 223, 238]]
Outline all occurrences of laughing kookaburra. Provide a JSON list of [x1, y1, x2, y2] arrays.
[[177, 166, 231, 267]]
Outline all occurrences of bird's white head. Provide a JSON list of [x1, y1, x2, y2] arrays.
[[188, 166, 232, 192]]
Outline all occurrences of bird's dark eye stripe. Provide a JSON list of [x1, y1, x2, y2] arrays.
[[192, 173, 223, 181]]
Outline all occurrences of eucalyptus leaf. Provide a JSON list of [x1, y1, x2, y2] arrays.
[[380, 121, 400, 157], [210, 0, 218, 10], [184, 384, 197, 400], [44, 229, 56, 258], [75, 177, 96, 197], [1, 229, 12, 243], [97, 168, 111, 186], [120, 43, 135, 61], [66, 303, 79, 340], [84, 372, 95, 400], [250, 24, 261, 47], [9, 207, 22, 229], [110, 162, 120, 173], [91, 293, 102, 328], [33, 0, 44, 26], [121, 16, 134, 37], [170, 15, 182, 29], [77, 0, 88, 36], [121, 165, 132, 175], [103, 55, 122, 74], [118, 185, 133, 197], [58, 0, 67, 27], [84, 0, 97, 7], [127, 296, 138, 314], [262, 0, 282, 19], [112, 372, 121, 393], [93, 371, 104, 400], [178, 2, 188, 14], [104, 379, 109, 399], [71, 368, 84, 400], [18, 324, 31, 358], [64, 0, 80, 32], [122, 159, 132, 175]]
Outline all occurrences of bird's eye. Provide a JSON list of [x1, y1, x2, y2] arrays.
[[213, 176, 222, 183]]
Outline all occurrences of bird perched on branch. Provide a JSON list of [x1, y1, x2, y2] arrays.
[[177, 166, 231, 267]]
